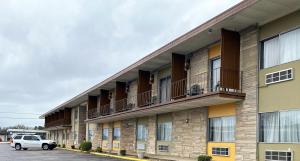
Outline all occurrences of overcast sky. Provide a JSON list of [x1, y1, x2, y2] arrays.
[[0, 0, 242, 127]]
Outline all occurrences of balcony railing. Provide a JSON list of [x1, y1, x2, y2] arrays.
[[100, 104, 111, 116], [86, 67, 243, 119], [45, 118, 71, 128], [88, 108, 100, 119], [115, 95, 137, 113]]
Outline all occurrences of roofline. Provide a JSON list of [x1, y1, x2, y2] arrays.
[[40, 0, 258, 118]]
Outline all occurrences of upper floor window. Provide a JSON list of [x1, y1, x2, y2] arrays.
[[262, 27, 300, 69], [159, 76, 171, 103], [259, 110, 300, 143], [113, 127, 120, 140], [157, 121, 172, 141], [209, 116, 236, 142]]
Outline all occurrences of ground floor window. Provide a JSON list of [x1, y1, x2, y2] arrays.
[[137, 123, 148, 141], [157, 121, 172, 141], [102, 128, 109, 140], [260, 110, 300, 143], [113, 128, 120, 140], [209, 116, 236, 142]]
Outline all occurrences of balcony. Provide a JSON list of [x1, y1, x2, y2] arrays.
[[87, 67, 245, 123], [44, 109, 71, 130]]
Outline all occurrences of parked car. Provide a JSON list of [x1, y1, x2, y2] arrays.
[[10, 135, 57, 150]]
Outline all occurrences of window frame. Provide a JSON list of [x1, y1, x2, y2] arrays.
[[208, 116, 236, 142], [136, 123, 148, 142], [113, 127, 120, 141], [157, 121, 172, 141], [102, 128, 109, 140], [259, 109, 300, 143], [212, 147, 230, 156], [260, 26, 300, 69]]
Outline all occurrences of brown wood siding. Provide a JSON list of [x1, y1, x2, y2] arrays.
[[115, 82, 127, 100], [100, 89, 111, 114], [88, 96, 98, 110], [171, 53, 187, 99], [64, 108, 72, 125], [221, 29, 240, 89], [115, 82, 127, 112], [137, 70, 152, 107], [100, 90, 110, 105]]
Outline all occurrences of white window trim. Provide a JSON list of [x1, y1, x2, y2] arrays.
[[212, 147, 230, 157], [265, 68, 293, 85], [265, 149, 293, 161]]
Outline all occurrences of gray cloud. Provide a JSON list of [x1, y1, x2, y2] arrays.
[[0, 0, 241, 127]]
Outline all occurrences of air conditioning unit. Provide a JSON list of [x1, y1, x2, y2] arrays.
[[137, 143, 146, 150], [265, 150, 293, 161], [113, 142, 120, 149], [158, 145, 169, 152], [212, 147, 229, 156], [265, 68, 293, 85]]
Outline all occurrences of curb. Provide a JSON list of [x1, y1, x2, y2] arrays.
[[91, 152, 149, 161], [58, 148, 149, 161]]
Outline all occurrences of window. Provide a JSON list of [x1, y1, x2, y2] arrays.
[[265, 150, 292, 161], [23, 136, 32, 140], [211, 57, 221, 91], [137, 123, 148, 141], [159, 76, 171, 103], [157, 122, 172, 141], [113, 128, 120, 140], [31, 136, 39, 141], [212, 147, 229, 156], [260, 110, 300, 143], [88, 130, 94, 141], [209, 116, 236, 142], [262, 28, 300, 69], [266, 68, 293, 84], [102, 128, 109, 140], [13, 136, 22, 140]]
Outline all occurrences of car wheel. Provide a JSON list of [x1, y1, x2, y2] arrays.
[[15, 144, 21, 150], [42, 144, 49, 150]]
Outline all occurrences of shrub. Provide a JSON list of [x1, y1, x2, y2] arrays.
[[119, 149, 126, 156], [96, 147, 102, 153], [198, 155, 212, 161], [71, 145, 75, 149], [62, 144, 66, 148], [57, 144, 61, 147], [79, 141, 92, 151]]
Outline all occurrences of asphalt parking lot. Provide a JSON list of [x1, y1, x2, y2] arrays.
[[0, 143, 125, 161]]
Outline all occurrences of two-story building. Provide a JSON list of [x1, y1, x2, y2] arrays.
[[40, 0, 300, 160]]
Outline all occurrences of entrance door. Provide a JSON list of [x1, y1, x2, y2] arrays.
[[211, 58, 221, 91], [159, 76, 171, 103]]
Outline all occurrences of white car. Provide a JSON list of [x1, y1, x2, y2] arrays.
[[11, 135, 57, 150]]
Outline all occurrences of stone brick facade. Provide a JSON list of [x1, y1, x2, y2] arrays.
[[120, 118, 136, 154], [236, 27, 258, 161]]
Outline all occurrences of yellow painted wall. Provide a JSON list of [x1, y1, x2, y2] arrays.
[[112, 121, 121, 151], [209, 44, 221, 59], [207, 142, 235, 161], [208, 103, 236, 118]]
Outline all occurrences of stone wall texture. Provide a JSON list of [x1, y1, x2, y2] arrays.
[[236, 27, 258, 161]]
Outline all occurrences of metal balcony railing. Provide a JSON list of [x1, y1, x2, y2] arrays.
[[86, 67, 243, 119], [45, 118, 71, 128]]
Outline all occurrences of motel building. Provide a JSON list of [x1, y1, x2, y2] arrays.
[[40, 0, 300, 160]]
